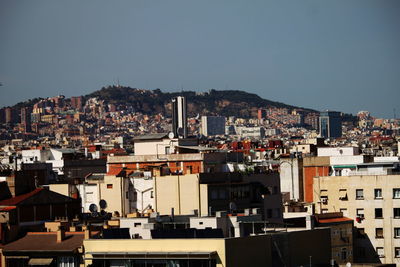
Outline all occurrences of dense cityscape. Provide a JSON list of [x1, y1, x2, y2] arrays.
[[0, 87, 399, 266], [2, 0, 400, 266]]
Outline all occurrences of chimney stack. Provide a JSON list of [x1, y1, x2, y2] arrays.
[[84, 228, 91, 240], [56, 226, 66, 243]]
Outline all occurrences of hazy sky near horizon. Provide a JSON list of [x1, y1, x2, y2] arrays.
[[1, 0, 399, 118]]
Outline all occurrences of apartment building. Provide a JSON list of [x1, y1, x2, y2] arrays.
[[279, 156, 303, 201], [83, 228, 331, 267], [154, 172, 283, 222], [314, 174, 400, 265]]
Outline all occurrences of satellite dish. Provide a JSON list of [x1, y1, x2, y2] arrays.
[[168, 132, 175, 139], [99, 199, 107, 210], [89, 203, 98, 213]]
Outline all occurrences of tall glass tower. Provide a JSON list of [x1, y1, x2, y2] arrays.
[[319, 111, 342, 138]]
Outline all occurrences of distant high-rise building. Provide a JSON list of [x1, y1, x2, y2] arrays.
[[257, 108, 267, 120], [20, 107, 31, 133], [5, 107, 13, 124], [172, 96, 187, 138], [71, 96, 83, 111], [201, 116, 226, 136], [319, 111, 342, 138], [305, 113, 319, 130], [0, 108, 5, 123]]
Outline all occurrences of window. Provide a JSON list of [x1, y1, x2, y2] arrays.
[[134, 222, 142, 227], [395, 248, 400, 258], [332, 229, 339, 236], [357, 228, 366, 238], [356, 189, 364, 200], [395, 228, 400, 238], [322, 209, 329, 214], [107, 184, 113, 189], [320, 189, 328, 197], [374, 189, 383, 199], [150, 191, 154, 199], [375, 208, 383, 219], [394, 208, 400, 218], [376, 228, 383, 239], [356, 208, 365, 218], [339, 189, 348, 200], [58, 256, 75, 267], [165, 146, 170, 154], [376, 247, 384, 258], [394, 188, 400, 199], [320, 190, 328, 204]]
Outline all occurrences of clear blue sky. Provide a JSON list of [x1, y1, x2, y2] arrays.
[[1, 0, 399, 118]]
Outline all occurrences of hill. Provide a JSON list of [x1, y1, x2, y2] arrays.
[[85, 86, 316, 118]]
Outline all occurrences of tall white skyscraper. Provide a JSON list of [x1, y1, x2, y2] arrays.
[[172, 96, 187, 138]]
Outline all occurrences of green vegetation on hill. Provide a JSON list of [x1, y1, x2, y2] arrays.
[[86, 86, 316, 117]]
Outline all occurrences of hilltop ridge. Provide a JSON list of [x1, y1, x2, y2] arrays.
[[85, 86, 316, 118]]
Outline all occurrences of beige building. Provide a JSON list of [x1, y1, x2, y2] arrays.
[[314, 174, 400, 265], [83, 228, 331, 267], [154, 172, 283, 223], [133, 133, 178, 156], [76, 173, 133, 216]]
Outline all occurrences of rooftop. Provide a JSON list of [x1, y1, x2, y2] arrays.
[[133, 133, 169, 141], [0, 188, 43, 206], [2, 232, 86, 253]]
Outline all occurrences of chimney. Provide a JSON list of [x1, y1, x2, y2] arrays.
[[57, 226, 66, 243], [84, 228, 91, 240]]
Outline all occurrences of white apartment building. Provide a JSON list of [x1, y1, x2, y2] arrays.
[[317, 147, 359, 157]]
